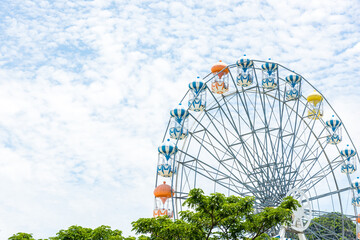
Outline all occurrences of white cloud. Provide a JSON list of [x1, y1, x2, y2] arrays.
[[0, 0, 359, 238]]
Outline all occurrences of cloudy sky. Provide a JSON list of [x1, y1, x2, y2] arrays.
[[0, 0, 360, 238]]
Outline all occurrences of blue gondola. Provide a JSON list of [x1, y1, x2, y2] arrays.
[[351, 177, 360, 206], [326, 116, 342, 145], [236, 58, 254, 87], [169, 105, 189, 140], [157, 139, 177, 178], [188, 77, 206, 112], [285, 74, 301, 101], [261, 62, 278, 89]]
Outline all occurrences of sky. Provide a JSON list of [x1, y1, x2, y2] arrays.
[[0, 0, 360, 238]]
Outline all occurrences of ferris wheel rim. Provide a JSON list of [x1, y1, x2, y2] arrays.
[[156, 58, 358, 239]]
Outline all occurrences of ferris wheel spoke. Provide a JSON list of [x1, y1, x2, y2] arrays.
[[179, 165, 192, 196], [281, 100, 302, 139], [291, 145, 329, 187], [189, 130, 226, 162], [182, 130, 258, 192], [200, 117, 248, 166], [179, 150, 235, 183], [228, 68, 261, 129], [300, 156, 343, 193], [206, 88, 242, 137], [277, 98, 298, 164], [191, 126, 208, 189], [195, 108, 242, 153], [203, 105, 274, 188], [209, 93, 252, 134], [194, 131, 235, 167], [293, 116, 319, 160], [299, 126, 328, 162], [230, 133, 279, 198], [281, 101, 296, 135], [195, 118, 249, 172], [179, 161, 244, 195], [263, 92, 281, 130], [231, 138, 273, 196], [283, 98, 308, 189], [182, 156, 253, 195], [254, 89, 286, 193], [232, 84, 285, 195], [271, 100, 299, 193], [289, 113, 326, 186], [306, 187, 352, 203], [205, 99, 245, 148], [216, 101, 239, 152], [186, 131, 233, 168], [309, 208, 356, 220], [239, 89, 266, 130], [229, 82, 280, 197], [177, 132, 199, 193], [225, 91, 267, 142], [284, 98, 307, 143], [218, 135, 250, 173], [292, 128, 341, 192], [179, 159, 199, 195], [219, 93, 242, 137], [233, 122, 282, 195], [251, 71, 287, 182], [195, 162, 230, 181]]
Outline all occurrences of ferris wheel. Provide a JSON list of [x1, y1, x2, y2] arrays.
[[153, 57, 360, 239]]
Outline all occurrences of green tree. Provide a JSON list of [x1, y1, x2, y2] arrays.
[[132, 216, 203, 240], [132, 188, 300, 240], [8, 233, 35, 240], [53, 225, 92, 240], [8, 189, 299, 240], [306, 212, 356, 240], [244, 196, 301, 240], [8, 225, 138, 240], [90, 225, 129, 240], [51, 225, 140, 240]]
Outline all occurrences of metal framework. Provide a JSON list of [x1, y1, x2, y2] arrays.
[[156, 60, 359, 239]]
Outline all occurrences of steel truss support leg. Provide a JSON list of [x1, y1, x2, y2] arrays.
[[279, 227, 307, 240], [279, 226, 286, 239], [298, 233, 307, 240]]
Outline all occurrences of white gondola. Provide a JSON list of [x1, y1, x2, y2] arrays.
[[169, 105, 189, 140], [261, 62, 278, 89], [236, 57, 254, 87], [326, 116, 342, 144], [341, 145, 357, 174], [157, 139, 177, 178], [188, 77, 206, 112], [352, 177, 360, 207], [285, 74, 301, 101]]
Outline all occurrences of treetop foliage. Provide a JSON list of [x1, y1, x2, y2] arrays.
[[132, 188, 300, 240], [8, 225, 139, 240], [9, 188, 300, 240]]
